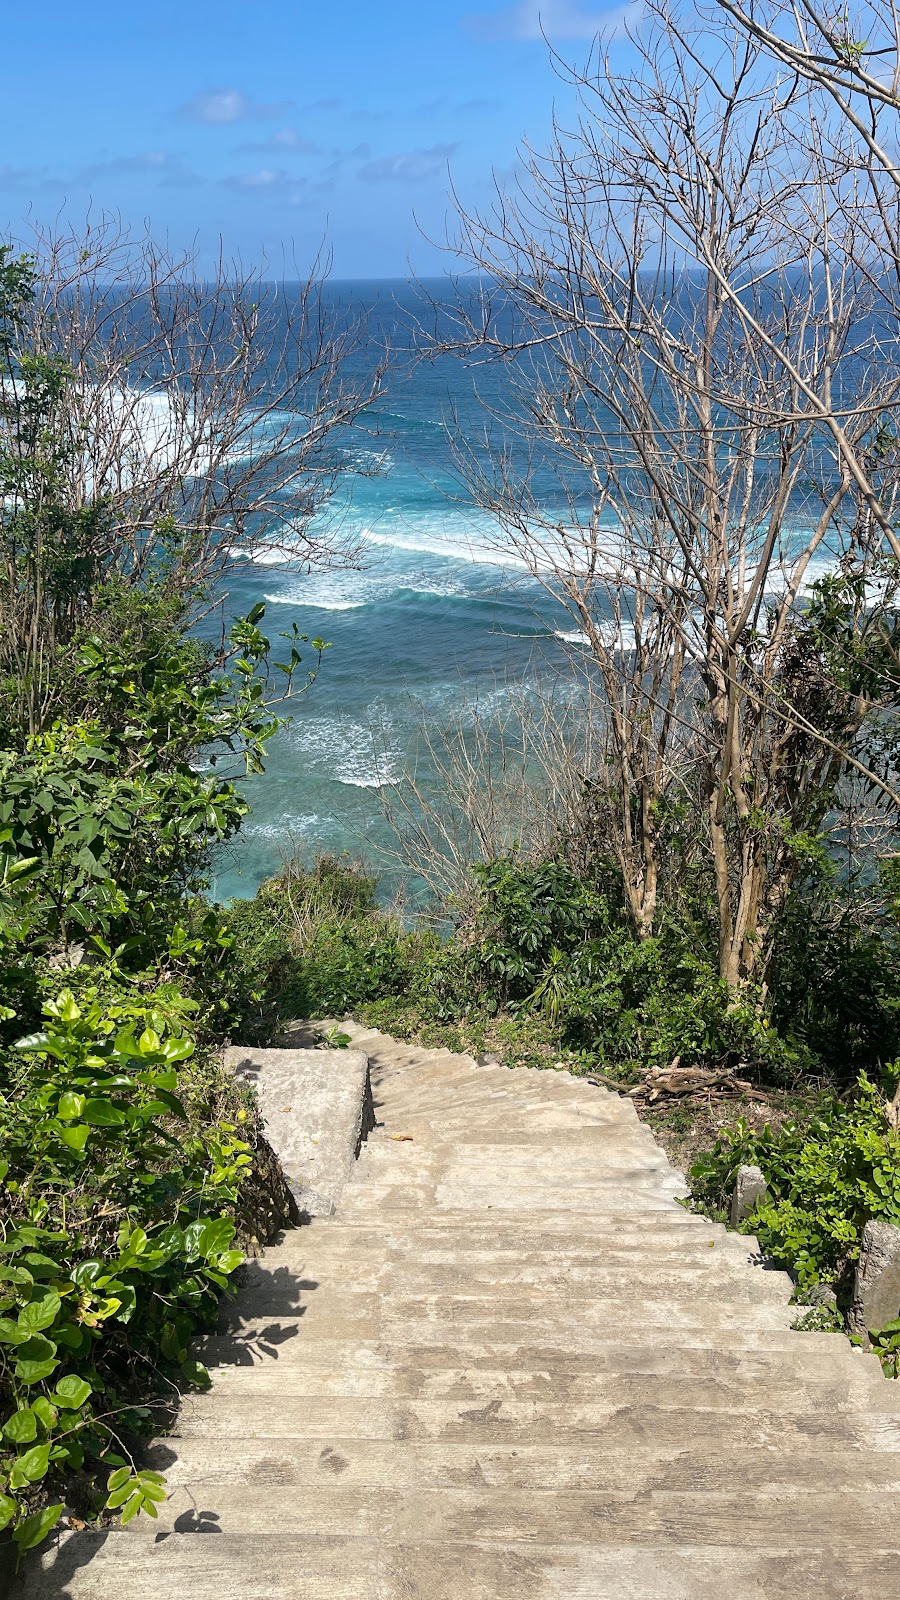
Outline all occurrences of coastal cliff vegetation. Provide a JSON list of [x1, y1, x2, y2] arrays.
[[5, 0, 900, 1559], [0, 232, 378, 1557]]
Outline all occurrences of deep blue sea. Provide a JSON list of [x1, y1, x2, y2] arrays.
[[208, 280, 575, 902]]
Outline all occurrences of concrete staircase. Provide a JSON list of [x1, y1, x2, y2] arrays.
[[23, 1024, 900, 1598]]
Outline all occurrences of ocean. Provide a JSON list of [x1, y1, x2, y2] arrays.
[[208, 279, 575, 903]]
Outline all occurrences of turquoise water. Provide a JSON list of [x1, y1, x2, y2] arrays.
[[209, 281, 572, 902]]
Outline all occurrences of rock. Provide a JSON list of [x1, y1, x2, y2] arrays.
[[477, 1052, 501, 1068], [805, 1284, 838, 1307], [849, 1219, 900, 1340], [730, 1164, 768, 1227], [48, 942, 88, 969]]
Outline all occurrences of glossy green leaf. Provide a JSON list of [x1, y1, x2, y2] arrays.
[[30, 1396, 58, 1430], [84, 1098, 126, 1127], [119, 1491, 144, 1525], [180, 1359, 211, 1389], [12, 1504, 64, 1551], [199, 1218, 235, 1259], [53, 1375, 92, 1408], [16, 1356, 60, 1384], [16, 1443, 51, 1482], [57, 1091, 86, 1120], [17, 1291, 61, 1335], [57, 1123, 90, 1153], [2, 1407, 37, 1444]]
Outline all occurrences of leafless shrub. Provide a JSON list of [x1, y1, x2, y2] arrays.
[[0, 217, 386, 728], [418, 3, 900, 983]]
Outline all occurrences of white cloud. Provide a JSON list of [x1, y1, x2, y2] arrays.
[[0, 151, 202, 192], [468, 0, 640, 41], [179, 88, 289, 125], [222, 167, 309, 203], [236, 129, 320, 155], [357, 143, 459, 183]]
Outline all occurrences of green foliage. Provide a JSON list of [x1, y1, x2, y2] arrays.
[[0, 242, 331, 1559], [467, 856, 612, 996], [230, 853, 811, 1085], [690, 1073, 900, 1288], [866, 1318, 900, 1378], [768, 867, 900, 1081], [0, 990, 250, 1552]]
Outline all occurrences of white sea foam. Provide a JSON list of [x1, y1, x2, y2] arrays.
[[362, 524, 528, 570], [243, 813, 324, 842], [261, 558, 472, 613], [349, 447, 395, 474], [290, 710, 404, 789], [264, 591, 368, 610]]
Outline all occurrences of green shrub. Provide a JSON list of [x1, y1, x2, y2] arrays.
[[231, 852, 814, 1081], [690, 1072, 900, 1288], [468, 856, 612, 999], [768, 872, 900, 1082], [0, 987, 253, 1556]]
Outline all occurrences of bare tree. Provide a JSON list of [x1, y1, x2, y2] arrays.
[[427, 5, 900, 985], [381, 671, 610, 906], [0, 217, 386, 730]]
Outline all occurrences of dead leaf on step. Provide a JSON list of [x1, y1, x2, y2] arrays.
[[390, 1134, 414, 1142]]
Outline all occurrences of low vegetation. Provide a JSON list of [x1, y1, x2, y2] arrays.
[[226, 841, 900, 1359], [0, 236, 371, 1561]]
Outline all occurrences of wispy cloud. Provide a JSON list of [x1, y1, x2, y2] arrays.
[[0, 164, 61, 193], [82, 151, 204, 187], [416, 96, 500, 114], [178, 88, 290, 125], [467, 0, 640, 41], [0, 151, 203, 192], [350, 107, 394, 124], [357, 143, 459, 183], [222, 167, 312, 203], [236, 128, 320, 155]]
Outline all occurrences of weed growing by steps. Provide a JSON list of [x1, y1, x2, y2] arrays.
[[0, 988, 258, 1559], [231, 851, 900, 1368], [689, 1073, 900, 1312], [226, 853, 813, 1084]]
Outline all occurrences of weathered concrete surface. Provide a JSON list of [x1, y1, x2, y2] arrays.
[[21, 1026, 899, 1600], [730, 1163, 768, 1227], [850, 1218, 900, 1340], [223, 1046, 374, 1217]]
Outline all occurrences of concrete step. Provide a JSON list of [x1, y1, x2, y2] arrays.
[[191, 1326, 882, 1381], [236, 1256, 795, 1301], [352, 1143, 672, 1174], [121, 1481, 900, 1546], [170, 1363, 895, 1410], [17, 1019, 900, 1600], [302, 1213, 735, 1240], [336, 1189, 689, 1215], [25, 1532, 900, 1600], [146, 1435, 900, 1495], [219, 1281, 797, 1335], [163, 1393, 900, 1452], [268, 1237, 770, 1271]]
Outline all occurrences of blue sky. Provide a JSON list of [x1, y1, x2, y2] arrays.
[[0, 0, 636, 277]]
